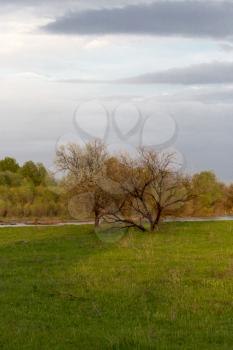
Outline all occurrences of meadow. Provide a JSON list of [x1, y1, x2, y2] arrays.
[[0, 222, 233, 349]]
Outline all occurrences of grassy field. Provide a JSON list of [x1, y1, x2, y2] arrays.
[[0, 222, 233, 349]]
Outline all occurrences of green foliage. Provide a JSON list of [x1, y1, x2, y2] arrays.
[[191, 171, 224, 215], [0, 157, 20, 173], [0, 171, 22, 186], [0, 184, 65, 218], [20, 161, 47, 185], [0, 157, 68, 220], [223, 183, 233, 213]]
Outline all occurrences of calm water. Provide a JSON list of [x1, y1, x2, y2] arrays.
[[165, 216, 233, 222], [0, 217, 233, 228], [0, 221, 92, 228]]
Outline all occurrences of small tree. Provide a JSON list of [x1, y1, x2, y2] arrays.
[[104, 148, 191, 232], [56, 140, 111, 227]]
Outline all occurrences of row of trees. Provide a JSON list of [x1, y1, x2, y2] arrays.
[[0, 143, 233, 227]]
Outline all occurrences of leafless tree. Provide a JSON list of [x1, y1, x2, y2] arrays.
[[56, 141, 191, 231], [104, 148, 191, 232], [56, 139, 110, 227]]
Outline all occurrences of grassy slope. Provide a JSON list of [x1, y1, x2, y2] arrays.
[[0, 222, 233, 349]]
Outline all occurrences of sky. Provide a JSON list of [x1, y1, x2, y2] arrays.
[[0, 0, 233, 181]]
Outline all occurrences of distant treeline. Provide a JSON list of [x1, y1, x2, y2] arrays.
[[0, 155, 233, 222], [0, 157, 67, 220]]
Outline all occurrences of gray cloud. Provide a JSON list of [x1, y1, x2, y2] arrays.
[[178, 86, 233, 104], [57, 61, 233, 86], [117, 61, 233, 85], [0, 0, 152, 12], [0, 0, 146, 5], [43, 1, 233, 40]]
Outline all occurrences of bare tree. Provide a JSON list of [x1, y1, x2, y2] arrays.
[[104, 148, 191, 232], [56, 141, 191, 231], [56, 140, 110, 227]]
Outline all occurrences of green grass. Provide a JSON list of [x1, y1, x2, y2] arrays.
[[0, 222, 233, 349]]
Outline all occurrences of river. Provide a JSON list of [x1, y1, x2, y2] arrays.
[[0, 216, 233, 228]]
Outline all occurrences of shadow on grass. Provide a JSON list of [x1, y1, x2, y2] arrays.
[[0, 222, 233, 349]]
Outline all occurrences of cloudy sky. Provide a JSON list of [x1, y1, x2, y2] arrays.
[[0, 0, 233, 181]]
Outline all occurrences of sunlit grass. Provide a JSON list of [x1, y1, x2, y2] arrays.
[[0, 222, 233, 349]]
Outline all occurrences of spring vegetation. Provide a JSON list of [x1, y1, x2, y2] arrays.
[[0, 140, 233, 227], [1, 142, 233, 349], [0, 222, 233, 349]]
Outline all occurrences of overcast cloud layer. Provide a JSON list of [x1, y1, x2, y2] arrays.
[[0, 0, 233, 181], [44, 1, 233, 40], [61, 61, 233, 85], [118, 61, 233, 85]]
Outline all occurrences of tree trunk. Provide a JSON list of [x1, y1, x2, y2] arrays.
[[155, 206, 163, 226], [150, 222, 156, 232], [95, 215, 100, 227]]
